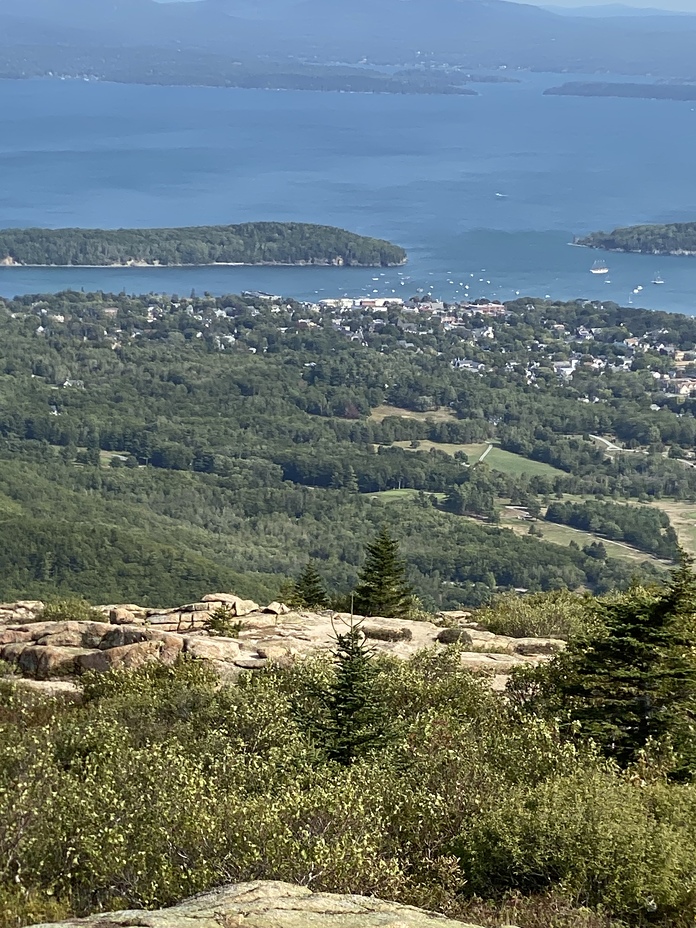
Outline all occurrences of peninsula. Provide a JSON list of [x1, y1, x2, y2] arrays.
[[545, 82, 696, 102], [0, 222, 407, 268], [575, 222, 696, 256]]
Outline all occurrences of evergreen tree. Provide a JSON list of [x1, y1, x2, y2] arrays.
[[321, 622, 389, 765], [354, 526, 412, 618], [544, 557, 696, 774], [290, 562, 328, 610]]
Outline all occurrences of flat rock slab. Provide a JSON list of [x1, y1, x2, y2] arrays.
[[28, 880, 483, 928]]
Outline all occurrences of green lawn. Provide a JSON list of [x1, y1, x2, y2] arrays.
[[482, 447, 564, 479], [391, 440, 564, 478]]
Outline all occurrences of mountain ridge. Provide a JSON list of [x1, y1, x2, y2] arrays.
[[1, 0, 696, 77]]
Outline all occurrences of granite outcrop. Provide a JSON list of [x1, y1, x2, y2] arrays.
[[0, 593, 565, 693], [28, 880, 485, 928]]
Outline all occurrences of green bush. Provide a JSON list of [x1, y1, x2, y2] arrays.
[[37, 598, 104, 624], [474, 590, 596, 640], [1, 651, 695, 928], [202, 605, 245, 638], [0, 660, 18, 678]]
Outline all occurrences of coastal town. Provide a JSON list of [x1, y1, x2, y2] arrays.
[[13, 289, 696, 403]]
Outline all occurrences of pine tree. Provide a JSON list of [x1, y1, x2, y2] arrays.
[[321, 622, 389, 765], [290, 562, 328, 610], [548, 557, 696, 774], [354, 526, 412, 618]]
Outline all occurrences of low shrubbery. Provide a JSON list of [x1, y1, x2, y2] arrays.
[[37, 598, 105, 624], [1, 639, 696, 928], [474, 589, 596, 640]]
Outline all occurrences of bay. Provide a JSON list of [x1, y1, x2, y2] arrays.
[[1, 74, 696, 312]]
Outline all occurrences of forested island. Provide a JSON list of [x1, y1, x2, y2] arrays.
[[545, 81, 696, 101], [576, 222, 696, 256], [0, 222, 407, 268], [0, 46, 478, 96]]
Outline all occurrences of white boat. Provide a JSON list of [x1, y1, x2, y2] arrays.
[[590, 260, 609, 275], [652, 274, 665, 285]]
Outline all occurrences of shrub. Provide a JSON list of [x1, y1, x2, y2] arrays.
[[203, 605, 245, 638], [436, 627, 473, 646], [363, 625, 413, 643], [37, 598, 104, 624], [474, 590, 595, 640]]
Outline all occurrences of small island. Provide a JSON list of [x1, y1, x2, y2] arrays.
[[576, 222, 696, 257], [0, 222, 407, 268]]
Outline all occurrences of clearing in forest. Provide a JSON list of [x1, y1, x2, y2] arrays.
[[369, 405, 457, 423]]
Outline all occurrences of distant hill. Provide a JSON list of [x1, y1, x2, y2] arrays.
[[1, 0, 696, 78]]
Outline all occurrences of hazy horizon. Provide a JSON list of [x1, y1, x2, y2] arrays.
[[539, 0, 696, 9], [155, 0, 696, 8]]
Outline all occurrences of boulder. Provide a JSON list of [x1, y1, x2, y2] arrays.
[[19, 645, 89, 679], [98, 626, 149, 649], [183, 637, 241, 662], [0, 642, 29, 665], [0, 628, 35, 646], [263, 602, 291, 616], [35, 622, 111, 650], [77, 640, 162, 674], [109, 607, 140, 625], [26, 880, 483, 928], [234, 656, 268, 670], [9, 678, 82, 701], [201, 594, 260, 616]]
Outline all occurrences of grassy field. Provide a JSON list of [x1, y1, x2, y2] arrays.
[[482, 446, 564, 479], [369, 405, 456, 423], [498, 506, 665, 567], [391, 440, 564, 479], [649, 500, 696, 558], [369, 489, 446, 503]]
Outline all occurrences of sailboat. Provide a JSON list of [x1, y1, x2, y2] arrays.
[[652, 274, 665, 285], [590, 259, 609, 275]]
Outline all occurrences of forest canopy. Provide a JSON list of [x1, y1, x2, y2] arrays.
[[0, 222, 407, 268]]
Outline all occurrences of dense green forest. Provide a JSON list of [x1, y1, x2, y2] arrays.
[[0, 223, 407, 268], [3, 288, 696, 607], [577, 221, 696, 255]]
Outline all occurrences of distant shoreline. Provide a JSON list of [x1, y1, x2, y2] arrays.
[[0, 259, 408, 269]]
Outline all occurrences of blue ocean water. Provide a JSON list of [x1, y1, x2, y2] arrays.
[[1, 73, 696, 311]]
